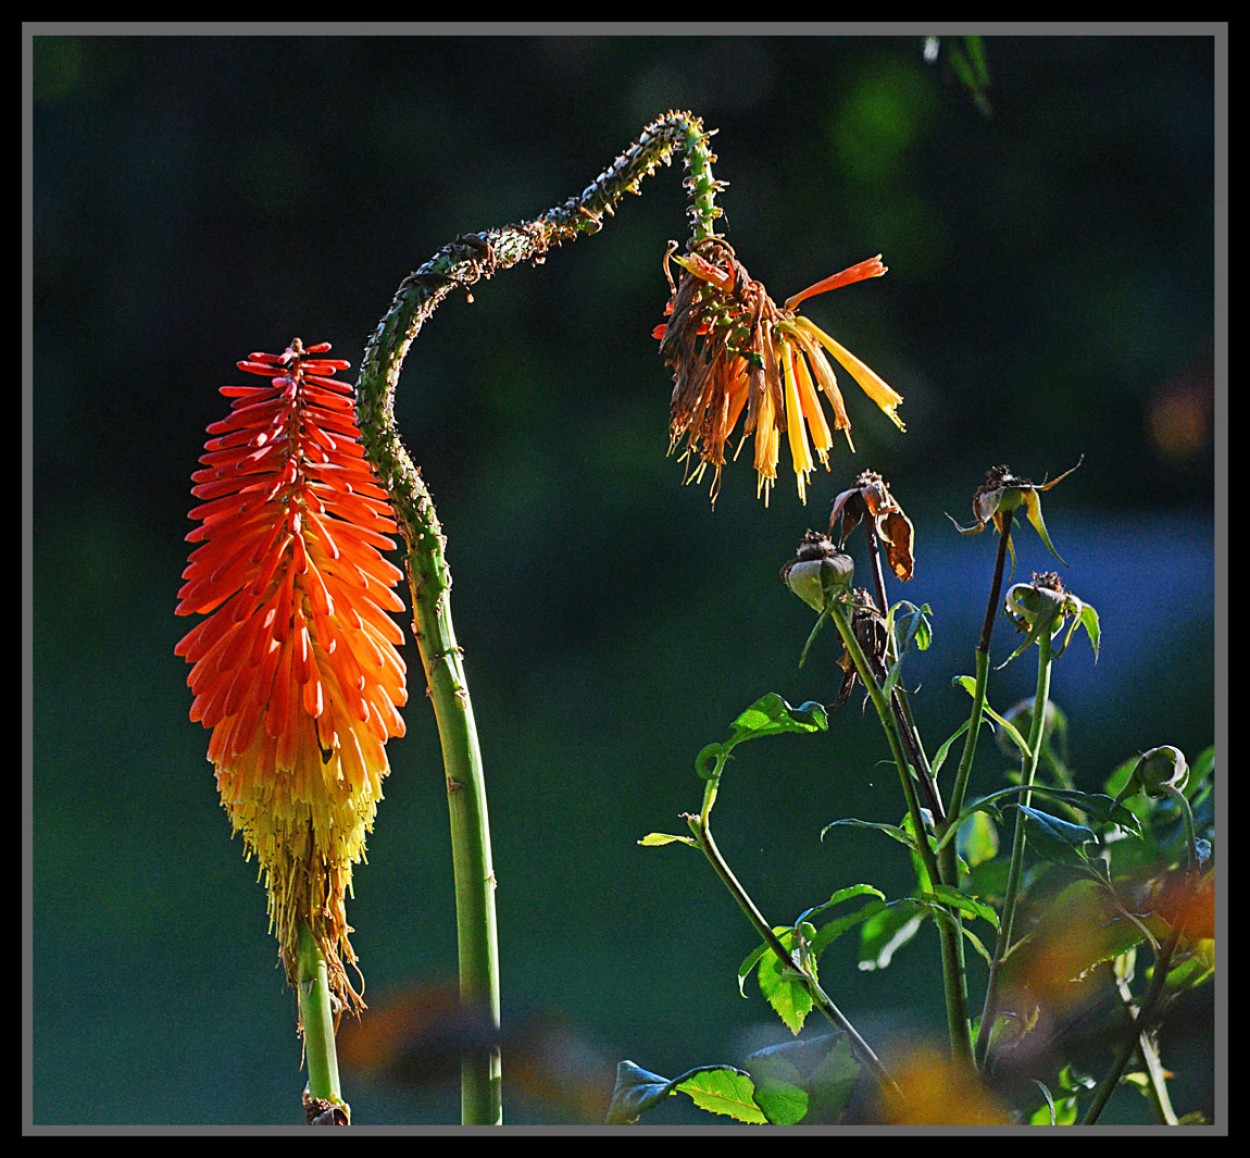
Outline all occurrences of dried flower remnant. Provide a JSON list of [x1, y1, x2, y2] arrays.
[[829, 470, 916, 581], [953, 459, 1083, 567], [175, 339, 408, 1011], [656, 238, 903, 504], [831, 588, 891, 712]]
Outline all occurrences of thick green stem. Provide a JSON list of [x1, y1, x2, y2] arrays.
[[827, 599, 973, 1067], [297, 923, 346, 1113], [354, 113, 722, 1125], [975, 629, 1053, 1067]]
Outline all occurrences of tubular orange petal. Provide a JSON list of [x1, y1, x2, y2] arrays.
[[783, 254, 888, 312], [781, 341, 815, 504], [792, 316, 905, 431]]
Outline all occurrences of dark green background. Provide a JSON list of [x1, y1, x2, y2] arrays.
[[31, 33, 1218, 1126]]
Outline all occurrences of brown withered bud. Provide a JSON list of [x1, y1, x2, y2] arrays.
[[833, 588, 890, 710], [829, 470, 915, 581]]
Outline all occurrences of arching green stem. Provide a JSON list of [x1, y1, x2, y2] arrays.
[[353, 113, 722, 1125]]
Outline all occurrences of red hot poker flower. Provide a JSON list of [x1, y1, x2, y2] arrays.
[[175, 339, 407, 1011], [656, 239, 904, 505]]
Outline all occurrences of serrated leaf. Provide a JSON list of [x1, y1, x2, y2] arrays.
[[728, 693, 828, 744], [1032, 788, 1140, 834], [1015, 880, 1156, 984], [606, 1061, 766, 1125], [944, 786, 1141, 852], [805, 1035, 861, 1123], [890, 600, 933, 653], [637, 832, 698, 848], [741, 1052, 808, 1125], [675, 1068, 768, 1124], [758, 928, 815, 1035]]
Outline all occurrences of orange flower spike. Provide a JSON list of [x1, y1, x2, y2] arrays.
[[175, 338, 408, 1012], [657, 238, 901, 504]]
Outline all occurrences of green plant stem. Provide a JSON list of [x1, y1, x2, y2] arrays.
[[946, 510, 1014, 829], [1083, 783, 1200, 1124], [1082, 922, 1186, 1124], [827, 598, 973, 1068], [688, 778, 902, 1106], [1112, 957, 1179, 1125], [1164, 782, 1200, 878], [354, 113, 722, 1125], [974, 627, 1053, 1068], [863, 527, 944, 823], [297, 922, 346, 1111]]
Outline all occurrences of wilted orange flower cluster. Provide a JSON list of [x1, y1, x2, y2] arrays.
[[175, 339, 407, 1009], [656, 238, 904, 504]]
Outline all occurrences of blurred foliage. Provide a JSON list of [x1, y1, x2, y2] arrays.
[[31, 34, 1216, 1125]]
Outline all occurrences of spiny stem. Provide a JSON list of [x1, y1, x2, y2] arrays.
[[353, 112, 722, 1126]]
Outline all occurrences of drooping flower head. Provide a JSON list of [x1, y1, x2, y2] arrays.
[[175, 339, 408, 1012], [655, 238, 904, 505]]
